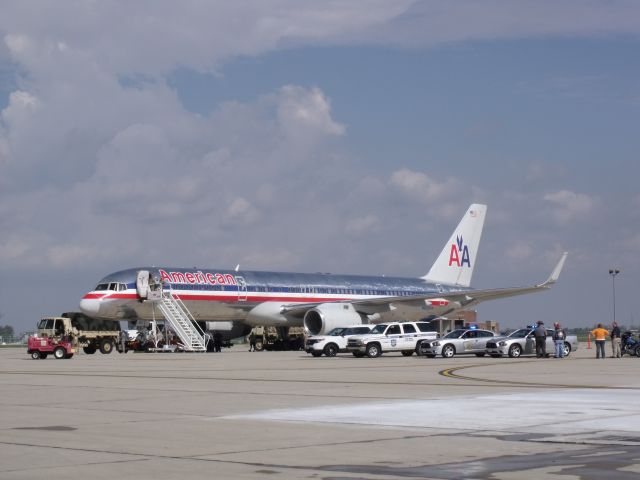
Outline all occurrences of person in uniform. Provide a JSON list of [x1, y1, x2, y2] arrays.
[[534, 321, 547, 358]]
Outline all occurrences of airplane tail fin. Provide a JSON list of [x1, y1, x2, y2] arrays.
[[422, 204, 487, 287]]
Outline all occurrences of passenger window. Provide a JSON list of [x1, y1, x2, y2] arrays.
[[402, 324, 416, 334], [387, 325, 401, 335], [417, 323, 437, 332]]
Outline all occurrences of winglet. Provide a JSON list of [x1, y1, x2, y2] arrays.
[[537, 252, 568, 287]]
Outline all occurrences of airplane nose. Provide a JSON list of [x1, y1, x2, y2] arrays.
[[79, 297, 100, 315]]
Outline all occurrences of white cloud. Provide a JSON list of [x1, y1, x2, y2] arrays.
[[543, 190, 595, 223], [504, 242, 533, 261], [344, 214, 381, 236], [390, 168, 460, 204], [277, 85, 345, 137]]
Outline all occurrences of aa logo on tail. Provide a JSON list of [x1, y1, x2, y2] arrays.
[[448, 236, 471, 268]]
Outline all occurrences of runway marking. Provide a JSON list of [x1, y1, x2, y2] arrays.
[[438, 363, 640, 389]]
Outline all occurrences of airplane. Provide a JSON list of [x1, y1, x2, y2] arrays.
[[79, 204, 567, 340]]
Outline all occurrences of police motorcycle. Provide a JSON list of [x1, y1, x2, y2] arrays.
[[620, 331, 640, 357]]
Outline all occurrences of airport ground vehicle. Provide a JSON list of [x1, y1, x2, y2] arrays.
[[37, 313, 121, 355], [346, 321, 438, 358], [305, 325, 373, 357], [249, 326, 305, 351], [418, 328, 495, 358], [485, 327, 579, 358], [27, 335, 75, 359]]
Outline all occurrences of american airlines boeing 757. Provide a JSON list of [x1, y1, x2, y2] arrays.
[[79, 204, 567, 340]]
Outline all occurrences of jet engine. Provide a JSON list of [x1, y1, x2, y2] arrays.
[[303, 303, 364, 335], [205, 321, 252, 341]]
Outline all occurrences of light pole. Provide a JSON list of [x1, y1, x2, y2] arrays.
[[609, 268, 620, 323]]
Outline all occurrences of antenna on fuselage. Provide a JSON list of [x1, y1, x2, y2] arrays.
[[235, 264, 240, 272]]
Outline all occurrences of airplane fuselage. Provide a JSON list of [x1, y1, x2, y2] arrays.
[[80, 266, 465, 329]]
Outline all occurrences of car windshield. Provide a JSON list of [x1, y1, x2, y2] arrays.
[[343, 327, 371, 335], [508, 329, 532, 338], [370, 324, 388, 334], [443, 329, 467, 339], [326, 328, 346, 336]]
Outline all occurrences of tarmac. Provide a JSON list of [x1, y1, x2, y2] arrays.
[[1, 344, 639, 479]]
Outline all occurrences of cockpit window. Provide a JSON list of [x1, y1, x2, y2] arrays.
[[95, 282, 126, 291]]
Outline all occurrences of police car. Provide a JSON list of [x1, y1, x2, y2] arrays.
[[346, 321, 438, 358], [305, 325, 373, 357], [485, 326, 579, 358], [417, 327, 496, 358]]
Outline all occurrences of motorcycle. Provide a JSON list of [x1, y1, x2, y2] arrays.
[[620, 331, 640, 357]]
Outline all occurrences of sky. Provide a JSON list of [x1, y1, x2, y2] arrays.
[[1, 0, 639, 334]]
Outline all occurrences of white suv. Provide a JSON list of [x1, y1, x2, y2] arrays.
[[346, 321, 438, 358], [305, 325, 373, 357]]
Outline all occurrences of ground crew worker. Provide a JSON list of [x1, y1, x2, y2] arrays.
[[590, 323, 609, 359]]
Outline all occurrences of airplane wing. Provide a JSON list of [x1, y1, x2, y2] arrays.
[[280, 252, 567, 317]]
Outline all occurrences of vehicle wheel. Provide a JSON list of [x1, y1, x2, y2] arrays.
[[563, 343, 571, 357], [401, 350, 414, 357], [254, 340, 264, 352], [324, 343, 338, 357], [352, 351, 365, 357], [311, 351, 322, 357], [508, 344, 522, 358], [99, 339, 113, 354], [53, 347, 66, 359], [83, 346, 96, 354], [366, 343, 381, 358], [635, 346, 640, 357], [490, 354, 502, 358], [475, 353, 486, 357], [31, 351, 41, 360], [414, 342, 423, 356], [441, 344, 455, 358]]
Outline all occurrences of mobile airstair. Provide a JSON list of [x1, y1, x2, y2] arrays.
[[154, 288, 209, 352]]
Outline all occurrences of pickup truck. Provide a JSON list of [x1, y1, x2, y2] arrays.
[[346, 321, 438, 358]]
